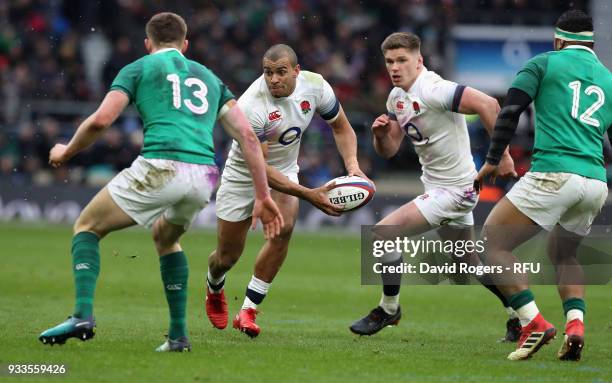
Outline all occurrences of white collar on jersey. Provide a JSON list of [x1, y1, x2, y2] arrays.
[[407, 66, 428, 93], [152, 47, 184, 56], [563, 45, 597, 57]]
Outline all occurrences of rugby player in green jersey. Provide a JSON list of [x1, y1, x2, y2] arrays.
[[477, 10, 611, 361], [39, 12, 283, 352]]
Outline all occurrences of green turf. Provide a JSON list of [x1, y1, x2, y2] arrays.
[[0, 224, 610, 382]]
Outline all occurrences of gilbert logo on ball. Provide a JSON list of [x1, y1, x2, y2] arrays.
[[325, 175, 375, 212]]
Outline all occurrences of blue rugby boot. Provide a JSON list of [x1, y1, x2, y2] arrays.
[[155, 336, 192, 352], [39, 316, 96, 345]]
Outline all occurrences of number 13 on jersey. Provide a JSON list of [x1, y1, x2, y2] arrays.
[[166, 73, 209, 115]]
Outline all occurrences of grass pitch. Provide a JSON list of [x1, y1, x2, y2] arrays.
[[0, 223, 611, 382]]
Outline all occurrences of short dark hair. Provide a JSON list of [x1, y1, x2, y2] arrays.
[[145, 12, 187, 46], [555, 10, 593, 33], [263, 44, 298, 66], [381, 32, 421, 54]]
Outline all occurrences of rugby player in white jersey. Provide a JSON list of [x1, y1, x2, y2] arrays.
[[205, 44, 370, 337], [349, 32, 519, 338]]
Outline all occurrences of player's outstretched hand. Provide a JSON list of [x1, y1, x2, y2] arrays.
[[347, 167, 376, 192], [475, 162, 500, 184], [252, 196, 284, 240], [49, 144, 69, 168], [306, 183, 343, 217], [497, 153, 518, 179], [371, 114, 391, 137]]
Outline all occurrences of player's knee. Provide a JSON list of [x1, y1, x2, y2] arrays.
[[274, 219, 296, 241], [214, 244, 243, 269], [152, 225, 176, 250], [73, 214, 106, 238]]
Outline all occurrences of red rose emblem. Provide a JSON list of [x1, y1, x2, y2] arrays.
[[412, 101, 421, 115], [300, 100, 311, 114]]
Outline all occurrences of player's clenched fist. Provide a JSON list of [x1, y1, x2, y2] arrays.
[[49, 144, 69, 168], [371, 114, 391, 137]]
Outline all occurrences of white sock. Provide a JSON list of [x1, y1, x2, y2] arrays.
[[207, 270, 225, 293], [242, 296, 258, 310], [379, 293, 399, 315], [241, 275, 271, 310], [505, 306, 519, 319], [516, 301, 539, 327], [566, 309, 584, 323]]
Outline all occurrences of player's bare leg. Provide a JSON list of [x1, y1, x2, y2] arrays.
[[151, 216, 192, 352], [252, 191, 299, 282], [482, 197, 541, 295], [74, 187, 137, 237], [40, 187, 137, 346], [152, 215, 186, 255], [204, 217, 251, 329], [437, 225, 521, 341], [547, 225, 586, 361], [208, 218, 252, 279], [482, 197, 556, 360], [234, 190, 299, 338], [350, 201, 430, 336]]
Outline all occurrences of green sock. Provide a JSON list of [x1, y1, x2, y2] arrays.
[[72, 232, 100, 318], [508, 289, 535, 311], [562, 297, 586, 315], [160, 251, 189, 340]]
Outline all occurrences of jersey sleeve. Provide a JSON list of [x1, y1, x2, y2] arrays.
[[237, 95, 267, 142], [510, 53, 548, 99], [109, 60, 142, 103], [215, 77, 235, 115], [421, 77, 465, 112], [316, 79, 340, 122]]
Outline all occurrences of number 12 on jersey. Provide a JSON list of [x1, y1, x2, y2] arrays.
[[166, 74, 209, 115], [568, 80, 605, 128]]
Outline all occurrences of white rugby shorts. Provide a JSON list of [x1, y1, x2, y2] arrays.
[[107, 156, 219, 229], [506, 172, 607, 236], [216, 171, 299, 222], [413, 182, 479, 227]]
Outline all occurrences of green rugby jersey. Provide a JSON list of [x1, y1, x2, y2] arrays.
[[511, 46, 612, 182], [110, 48, 234, 165]]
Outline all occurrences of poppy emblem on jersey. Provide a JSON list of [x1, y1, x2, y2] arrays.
[[396, 100, 404, 110], [412, 101, 421, 115], [300, 100, 311, 114], [268, 110, 282, 121]]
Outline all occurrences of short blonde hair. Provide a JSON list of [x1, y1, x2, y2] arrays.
[[381, 32, 421, 53]]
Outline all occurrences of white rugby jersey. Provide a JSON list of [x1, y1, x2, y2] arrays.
[[386, 67, 476, 187], [223, 70, 340, 184]]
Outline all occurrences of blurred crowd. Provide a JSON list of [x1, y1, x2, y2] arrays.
[[0, 0, 590, 188]]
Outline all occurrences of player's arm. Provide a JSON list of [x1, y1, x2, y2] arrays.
[[458, 87, 517, 179], [261, 143, 341, 216], [477, 54, 545, 183], [372, 113, 403, 159], [219, 100, 283, 238], [329, 107, 376, 189], [604, 132, 612, 162], [476, 88, 533, 183], [328, 106, 360, 172], [49, 90, 129, 167]]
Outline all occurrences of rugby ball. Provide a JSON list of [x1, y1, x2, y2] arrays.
[[326, 176, 375, 212]]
